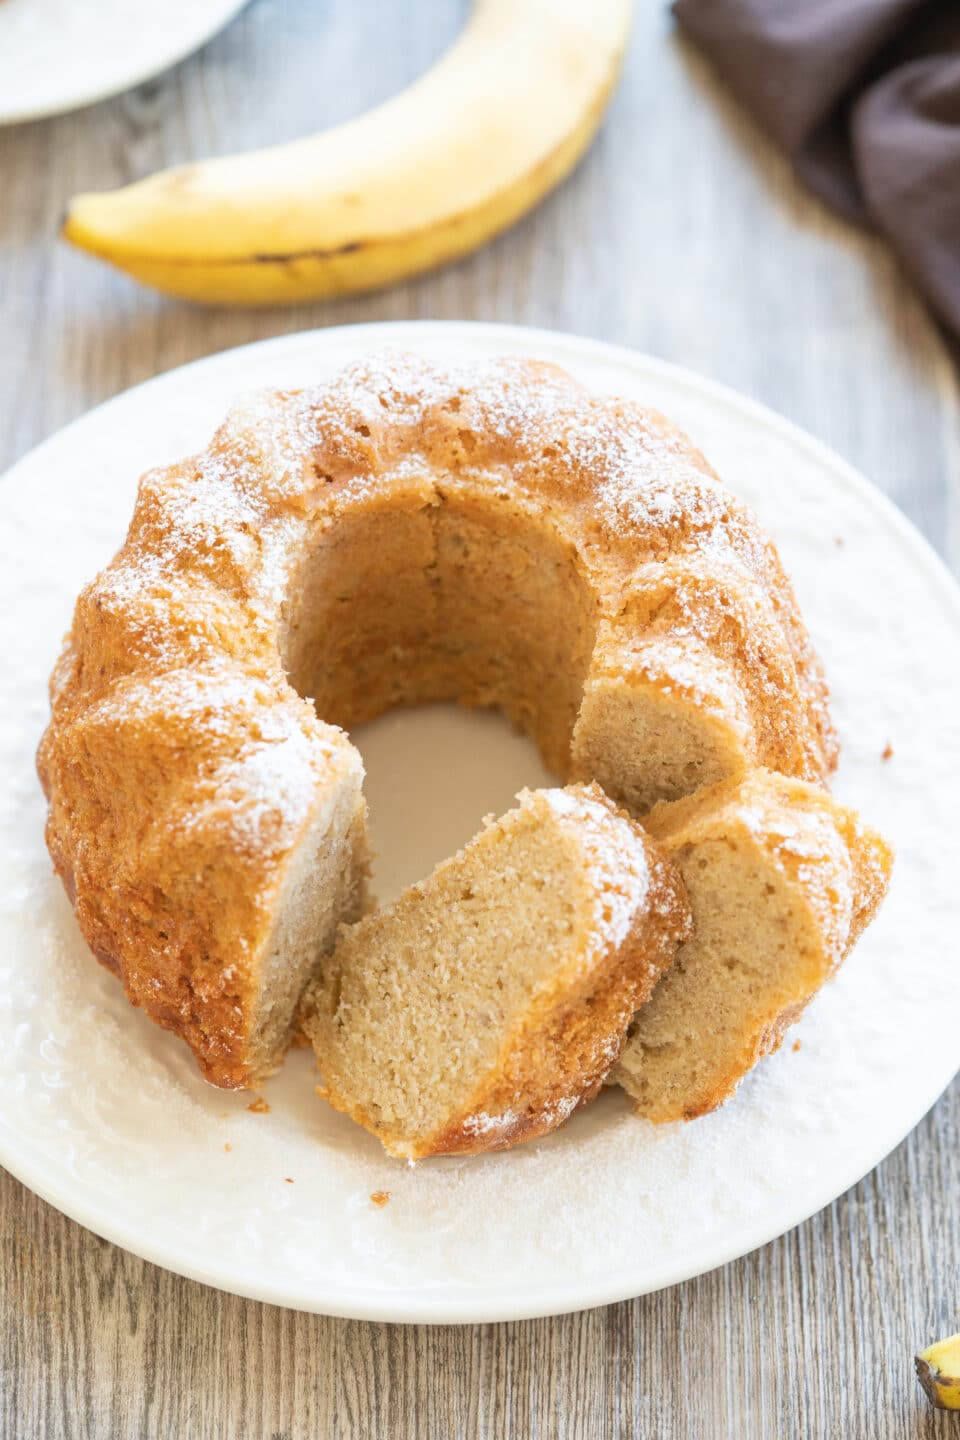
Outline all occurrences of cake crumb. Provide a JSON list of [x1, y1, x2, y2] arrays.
[[881, 742, 894, 761], [247, 1096, 270, 1114], [284, 1177, 294, 1184], [224, 1143, 231, 1152], [370, 1190, 391, 1208], [834, 535, 845, 548], [792, 1040, 801, 1053]]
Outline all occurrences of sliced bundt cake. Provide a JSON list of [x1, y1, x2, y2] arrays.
[[300, 784, 691, 1158]]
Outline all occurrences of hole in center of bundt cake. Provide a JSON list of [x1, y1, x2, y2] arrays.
[[350, 703, 554, 904], [278, 493, 598, 778]]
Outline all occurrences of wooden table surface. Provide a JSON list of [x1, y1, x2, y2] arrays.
[[2, 3, 959, 1435]]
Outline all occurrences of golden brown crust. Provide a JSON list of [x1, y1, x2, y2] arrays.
[[422, 823, 691, 1158], [38, 664, 363, 1087], [668, 1000, 811, 1122], [616, 769, 894, 1122], [38, 352, 836, 1091], [646, 768, 893, 971]]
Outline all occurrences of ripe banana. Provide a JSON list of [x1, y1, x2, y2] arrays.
[[64, 0, 633, 307], [916, 1332, 960, 1410]]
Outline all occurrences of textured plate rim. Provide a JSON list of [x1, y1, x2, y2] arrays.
[[1, 319, 958, 1324], [0, 0, 249, 126]]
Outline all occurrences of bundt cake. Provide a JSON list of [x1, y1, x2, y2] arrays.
[[300, 784, 691, 1159], [37, 350, 838, 1089], [612, 769, 893, 1121]]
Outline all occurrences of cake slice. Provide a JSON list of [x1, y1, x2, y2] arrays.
[[612, 768, 893, 1121], [300, 783, 691, 1159]]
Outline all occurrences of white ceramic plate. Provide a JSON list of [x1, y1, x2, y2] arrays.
[[0, 0, 248, 126], [1, 322, 958, 1324]]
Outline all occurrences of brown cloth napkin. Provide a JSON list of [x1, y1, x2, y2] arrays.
[[673, 0, 960, 346]]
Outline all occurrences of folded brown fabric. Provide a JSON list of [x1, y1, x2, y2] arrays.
[[674, 0, 960, 346]]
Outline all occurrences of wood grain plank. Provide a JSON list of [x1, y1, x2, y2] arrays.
[[1, 2, 958, 1436]]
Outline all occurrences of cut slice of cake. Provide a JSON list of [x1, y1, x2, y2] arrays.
[[299, 783, 691, 1159], [612, 768, 893, 1122]]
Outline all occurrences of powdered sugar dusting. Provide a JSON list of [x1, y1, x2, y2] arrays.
[[535, 784, 653, 952], [460, 1108, 519, 1139], [182, 727, 329, 853], [736, 789, 856, 965]]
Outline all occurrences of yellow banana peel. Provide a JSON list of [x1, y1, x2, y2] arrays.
[[916, 1331, 960, 1410], [63, 0, 633, 307]]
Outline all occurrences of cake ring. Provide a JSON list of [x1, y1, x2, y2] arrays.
[[37, 352, 846, 1099]]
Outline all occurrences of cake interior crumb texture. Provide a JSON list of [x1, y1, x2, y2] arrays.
[[283, 489, 599, 779], [613, 770, 893, 1121], [301, 784, 691, 1160], [248, 787, 368, 1082]]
